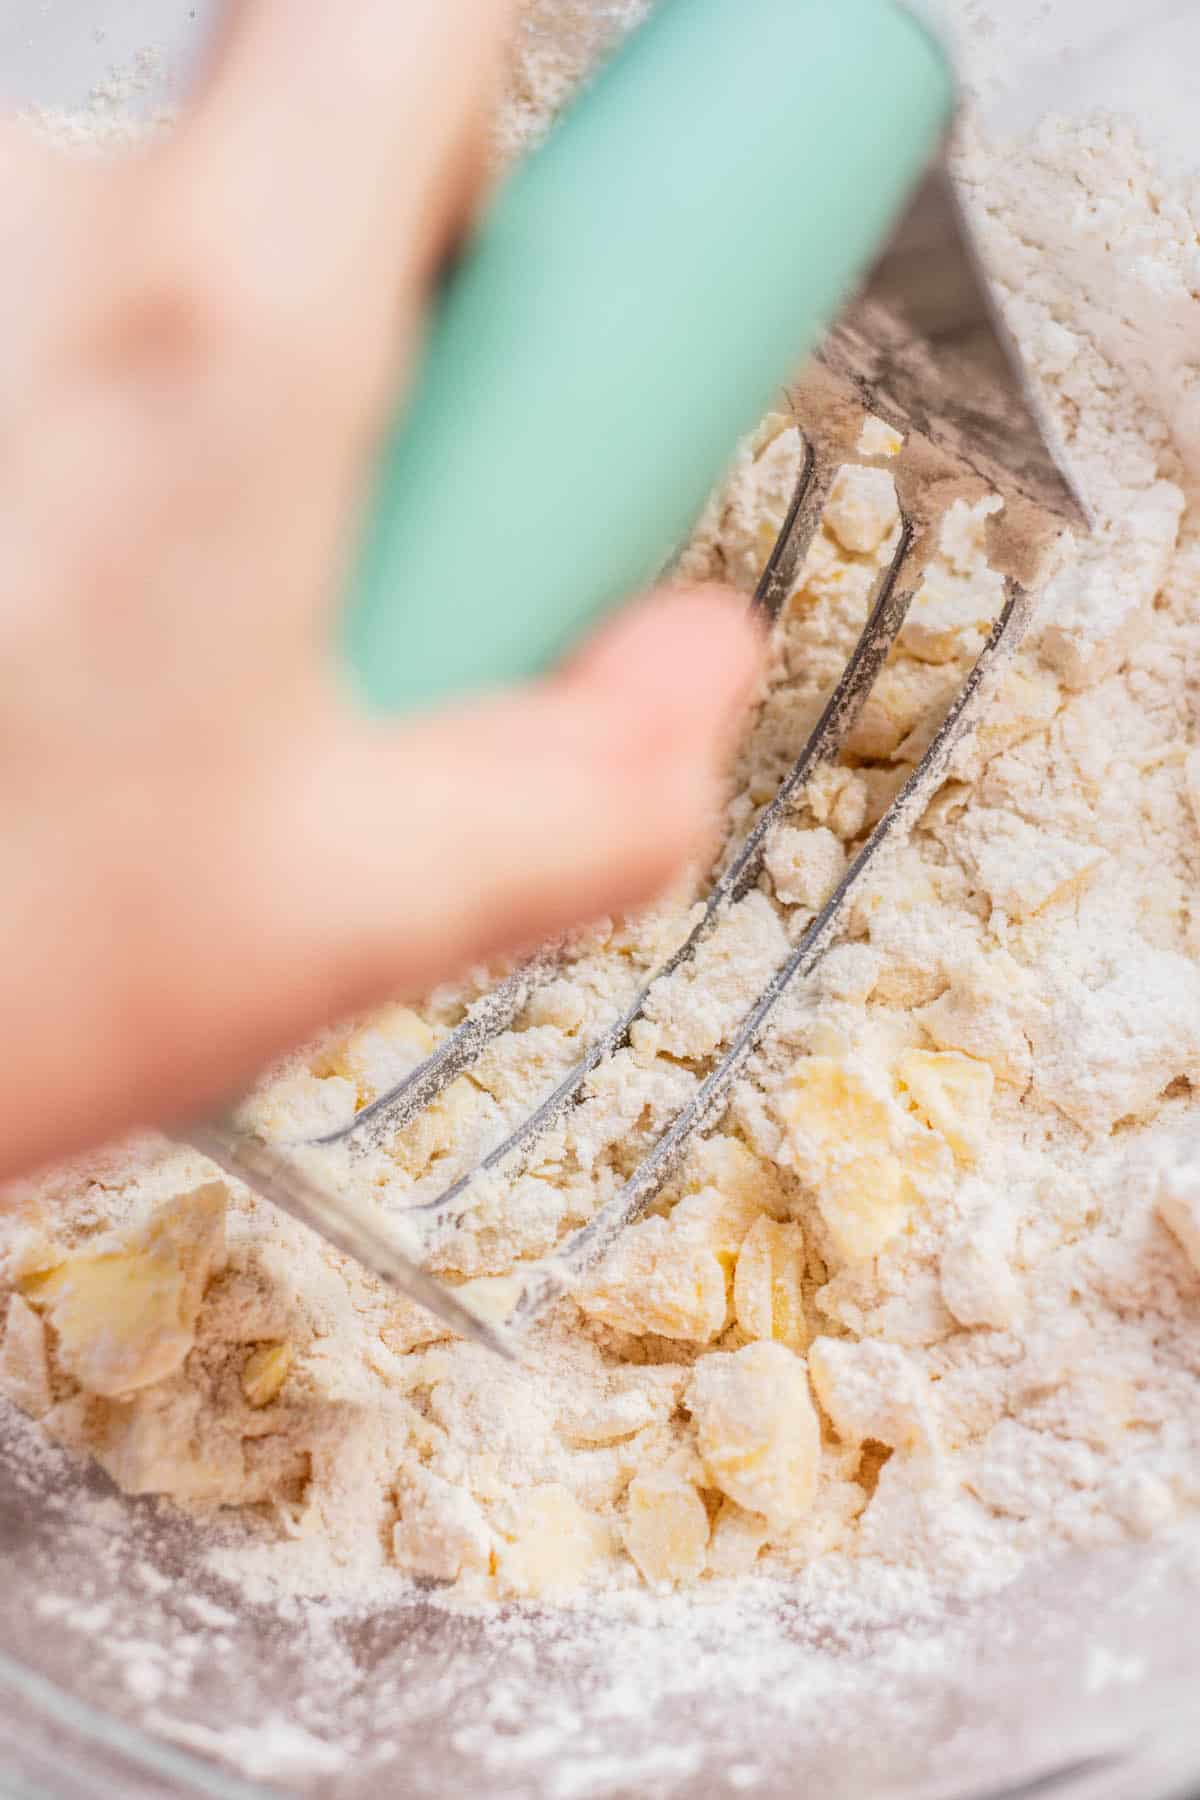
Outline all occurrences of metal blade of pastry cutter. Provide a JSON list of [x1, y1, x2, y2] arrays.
[[188, 1121, 516, 1358]]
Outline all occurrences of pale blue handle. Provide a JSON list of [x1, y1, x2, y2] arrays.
[[344, 0, 953, 713]]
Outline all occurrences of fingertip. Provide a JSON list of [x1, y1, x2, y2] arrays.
[[569, 583, 764, 792], [572, 576, 759, 723], [572, 583, 763, 685], [551, 586, 761, 908], [658, 581, 768, 726], [292, 587, 764, 1003]]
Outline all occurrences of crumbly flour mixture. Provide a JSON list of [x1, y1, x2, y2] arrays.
[[4, 7, 1200, 1628]]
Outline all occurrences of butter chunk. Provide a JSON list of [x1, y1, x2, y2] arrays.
[[733, 1216, 806, 1351], [763, 826, 846, 911], [19, 1183, 226, 1399], [916, 956, 1033, 1086], [808, 1336, 932, 1452], [940, 1227, 1024, 1329], [857, 415, 903, 460], [1028, 943, 1200, 1133], [0, 1294, 52, 1418], [622, 1472, 710, 1586], [455, 1274, 522, 1327], [964, 809, 1107, 921], [82, 1378, 239, 1501], [238, 1071, 357, 1142], [782, 1057, 923, 1264], [819, 1158, 920, 1264], [706, 1499, 770, 1578], [671, 1188, 764, 1269], [241, 1342, 292, 1409], [825, 465, 899, 556], [782, 1057, 893, 1166], [897, 1049, 994, 1164], [578, 1216, 727, 1342], [685, 1134, 787, 1214], [558, 1387, 661, 1446], [392, 1465, 492, 1583], [688, 1342, 819, 1527], [495, 1484, 612, 1598], [900, 577, 999, 664], [329, 1004, 437, 1102]]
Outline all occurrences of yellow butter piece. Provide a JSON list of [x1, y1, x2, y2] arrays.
[[858, 415, 904, 459], [783, 1055, 932, 1263], [825, 464, 900, 556], [686, 1135, 785, 1212], [84, 1379, 241, 1502], [455, 1274, 522, 1327], [241, 1342, 292, 1409], [687, 1342, 819, 1527], [783, 1057, 893, 1168], [733, 1216, 806, 1351], [706, 1498, 770, 1578], [622, 1472, 710, 1586], [579, 1217, 727, 1342], [897, 1049, 994, 1163], [495, 1485, 612, 1598], [558, 1387, 661, 1446], [324, 1004, 437, 1103], [19, 1184, 226, 1399], [819, 1155, 918, 1264], [671, 1186, 768, 1271]]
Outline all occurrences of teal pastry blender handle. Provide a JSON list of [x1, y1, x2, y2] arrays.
[[341, 0, 954, 716]]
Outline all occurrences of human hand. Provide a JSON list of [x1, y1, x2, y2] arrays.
[[0, 0, 761, 1180]]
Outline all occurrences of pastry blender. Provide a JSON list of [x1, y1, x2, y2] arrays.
[[193, 0, 1086, 1354]]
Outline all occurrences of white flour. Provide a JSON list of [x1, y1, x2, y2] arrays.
[[3, 7, 1200, 1782]]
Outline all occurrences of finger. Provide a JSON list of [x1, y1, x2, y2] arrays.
[[164, 0, 517, 354], [1, 588, 760, 1176], [272, 586, 765, 1011], [89, 587, 762, 1144]]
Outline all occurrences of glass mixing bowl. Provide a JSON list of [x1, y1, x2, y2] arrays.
[[2, 2, 1199, 1795], [2, 1402, 1200, 1799]]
